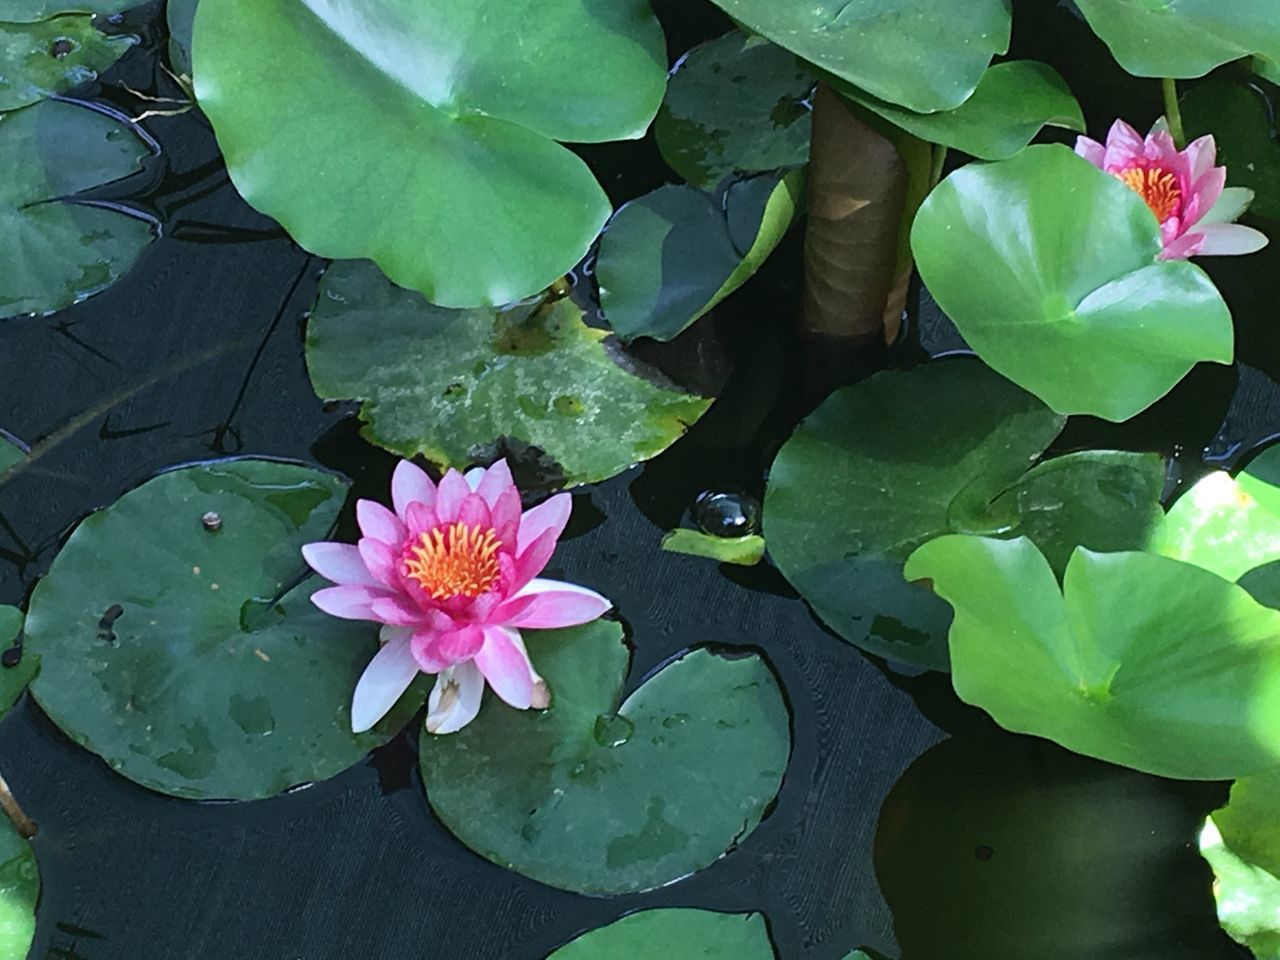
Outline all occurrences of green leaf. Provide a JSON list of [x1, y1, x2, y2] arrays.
[[1182, 80, 1280, 222], [597, 171, 802, 341], [193, 0, 667, 308], [1200, 818, 1280, 960], [911, 144, 1233, 422], [1216, 767, 1280, 880], [0, 15, 134, 112], [305, 260, 712, 485], [835, 61, 1085, 161], [0, 98, 155, 319], [0, 607, 34, 720], [166, 0, 198, 77], [1075, 0, 1280, 80], [654, 31, 814, 189], [24, 459, 424, 800], [420, 621, 790, 895], [0, 816, 38, 960], [661, 529, 765, 566], [905, 535, 1280, 779], [547, 909, 776, 959], [700, 0, 1010, 113], [4, 0, 135, 21], [0, 436, 22, 473]]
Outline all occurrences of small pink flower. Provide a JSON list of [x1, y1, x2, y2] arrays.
[[1075, 118, 1268, 260], [303, 459, 611, 735]]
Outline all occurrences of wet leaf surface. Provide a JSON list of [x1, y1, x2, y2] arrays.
[[546, 909, 775, 959], [0, 815, 38, 960], [0, 15, 134, 112], [5, 0, 136, 20]]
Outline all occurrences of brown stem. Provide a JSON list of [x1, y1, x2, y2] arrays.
[[0, 768, 37, 839]]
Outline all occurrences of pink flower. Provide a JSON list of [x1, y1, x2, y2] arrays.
[[1075, 118, 1268, 260], [302, 459, 611, 735]]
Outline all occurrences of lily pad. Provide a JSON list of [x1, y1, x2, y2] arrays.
[[654, 31, 814, 189], [1216, 767, 1280, 881], [24, 459, 424, 800], [0, 816, 38, 960], [1182, 80, 1280, 222], [547, 909, 775, 959], [1075, 0, 1280, 79], [836, 61, 1085, 161], [0, 436, 22, 473], [905, 535, 1280, 779], [5, 0, 136, 20], [0, 15, 134, 112], [1200, 818, 1280, 960], [597, 171, 803, 341], [0, 98, 156, 319], [420, 620, 790, 895], [701, 0, 1010, 113], [306, 260, 712, 485], [166, 0, 198, 77], [0, 608, 33, 720], [194, 0, 666, 308], [661, 529, 765, 566], [912, 145, 1233, 421]]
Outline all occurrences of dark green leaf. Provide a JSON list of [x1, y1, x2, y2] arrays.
[[547, 909, 775, 959], [0, 15, 134, 112], [166, 0, 198, 77], [1182, 80, 1280, 222], [0, 607, 33, 720]]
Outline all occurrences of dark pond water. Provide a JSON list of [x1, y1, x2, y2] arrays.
[[1, 0, 1276, 957]]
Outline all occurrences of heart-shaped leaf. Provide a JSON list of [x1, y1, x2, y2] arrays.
[[420, 620, 790, 895], [835, 61, 1084, 161], [0, 98, 156, 319], [912, 144, 1233, 421], [0, 607, 33, 720], [700, 0, 1010, 113], [0, 816, 38, 960], [24, 459, 424, 800], [547, 909, 775, 959], [1183, 80, 1280, 222], [194, 0, 667, 308], [5, 1, 135, 20], [0, 15, 134, 112], [905, 535, 1280, 779], [1202, 770, 1280, 959], [305, 260, 712, 485]]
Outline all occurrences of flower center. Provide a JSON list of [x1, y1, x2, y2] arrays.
[[1116, 165, 1181, 223], [403, 523, 502, 600]]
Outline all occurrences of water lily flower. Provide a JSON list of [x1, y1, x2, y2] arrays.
[[1075, 118, 1268, 260], [302, 459, 611, 735]]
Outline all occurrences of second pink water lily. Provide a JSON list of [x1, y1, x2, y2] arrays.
[[302, 459, 611, 735]]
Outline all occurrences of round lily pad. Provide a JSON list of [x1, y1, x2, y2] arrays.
[[0, 15, 135, 112], [6, 0, 136, 20], [1203, 770, 1280, 959], [24, 459, 424, 800], [912, 144, 1234, 422], [194, 0, 667, 308], [0, 98, 155, 319], [547, 909, 775, 959], [0, 816, 38, 960], [1183, 80, 1280, 222], [0, 607, 33, 720], [655, 31, 814, 189], [305, 260, 713, 485], [420, 620, 790, 895]]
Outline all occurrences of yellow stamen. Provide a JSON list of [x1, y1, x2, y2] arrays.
[[1116, 165, 1181, 223], [403, 522, 502, 599]]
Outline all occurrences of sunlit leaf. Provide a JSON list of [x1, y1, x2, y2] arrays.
[[0, 816, 37, 960], [660, 529, 765, 566], [1203, 770, 1280, 959]]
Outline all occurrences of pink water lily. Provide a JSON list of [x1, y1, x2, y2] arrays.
[[302, 459, 611, 735], [1075, 118, 1268, 260]]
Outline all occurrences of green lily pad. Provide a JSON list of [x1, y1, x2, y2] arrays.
[[0, 608, 33, 720], [0, 816, 38, 960], [306, 259, 712, 485], [836, 61, 1085, 161], [547, 909, 775, 959], [701, 0, 1009, 113], [1, 98, 155, 319], [912, 144, 1233, 422], [194, 0, 666, 308], [597, 171, 803, 341], [1216, 767, 1280, 880], [1201, 818, 1280, 959], [24, 459, 424, 800], [166, 0, 198, 77], [905, 535, 1280, 779], [0, 436, 22, 473], [1182, 80, 1280, 222], [5, 0, 136, 20], [420, 620, 790, 895], [0, 15, 134, 112], [654, 30, 814, 189], [1075, 0, 1280, 80], [661, 529, 765, 566]]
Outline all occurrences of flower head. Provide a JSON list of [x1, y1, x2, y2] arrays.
[[1075, 118, 1268, 260], [303, 459, 611, 735]]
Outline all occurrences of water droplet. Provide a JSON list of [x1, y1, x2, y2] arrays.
[[201, 511, 222, 531], [662, 712, 690, 729], [1, 646, 21, 668], [693, 490, 761, 537], [592, 713, 634, 748], [49, 38, 76, 59]]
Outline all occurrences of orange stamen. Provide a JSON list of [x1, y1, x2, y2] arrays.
[[1116, 165, 1181, 223], [403, 523, 502, 599]]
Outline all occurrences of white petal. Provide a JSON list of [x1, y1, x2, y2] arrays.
[[1201, 187, 1255, 225], [351, 634, 419, 733], [464, 467, 485, 491], [426, 661, 485, 734], [391, 460, 436, 519], [1195, 222, 1270, 256]]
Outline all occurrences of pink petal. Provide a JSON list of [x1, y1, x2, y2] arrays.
[[455, 492, 493, 532], [404, 501, 437, 539], [490, 487, 522, 550], [358, 538, 400, 588], [370, 594, 431, 627], [1102, 119, 1144, 170], [508, 630, 551, 709], [1186, 166, 1226, 228], [509, 529, 558, 594], [392, 460, 436, 519], [435, 470, 471, 524], [356, 499, 406, 545], [301, 542, 381, 587], [475, 459, 515, 509], [474, 625, 535, 709], [1184, 134, 1217, 182], [1160, 231, 1205, 260], [1144, 128, 1179, 164], [1193, 222, 1270, 256], [496, 578, 612, 629], [434, 625, 485, 663], [1074, 135, 1105, 168], [411, 626, 451, 673], [426, 661, 485, 734], [516, 493, 571, 554], [350, 632, 420, 733], [311, 584, 391, 620]]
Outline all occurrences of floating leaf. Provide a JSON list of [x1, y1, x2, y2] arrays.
[[0, 816, 38, 960], [597, 171, 802, 341], [912, 145, 1233, 421], [905, 536, 1280, 779], [5, 0, 136, 20], [421, 621, 790, 895], [1183, 80, 1280, 222], [1216, 768, 1280, 880], [24, 459, 424, 800], [836, 61, 1085, 161], [166, 0, 198, 77], [0, 608, 33, 720], [306, 260, 712, 485], [700, 0, 1010, 113], [0, 15, 134, 112], [0, 98, 155, 319], [547, 909, 775, 959], [194, 0, 666, 308], [1204, 771, 1280, 959], [654, 30, 813, 189], [0, 436, 22, 473], [1075, 0, 1280, 79], [661, 529, 765, 566]]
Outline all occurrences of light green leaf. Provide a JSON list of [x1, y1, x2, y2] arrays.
[[0, 816, 37, 960], [421, 621, 790, 895], [912, 144, 1233, 422], [661, 529, 765, 566], [4, 0, 136, 21], [25, 459, 424, 800], [1216, 767, 1280, 880], [547, 909, 776, 959], [1183, 80, 1280, 222], [0, 15, 134, 112], [1200, 819, 1280, 960], [906, 535, 1280, 779], [305, 260, 712, 485], [0, 608, 33, 720], [194, 0, 667, 308]]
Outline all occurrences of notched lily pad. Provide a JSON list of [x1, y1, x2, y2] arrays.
[[547, 909, 776, 959], [421, 620, 791, 895], [1203, 769, 1280, 958], [24, 459, 424, 800], [0, 14, 135, 112], [0, 815, 38, 960]]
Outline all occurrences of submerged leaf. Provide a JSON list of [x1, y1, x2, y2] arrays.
[[548, 909, 776, 959]]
